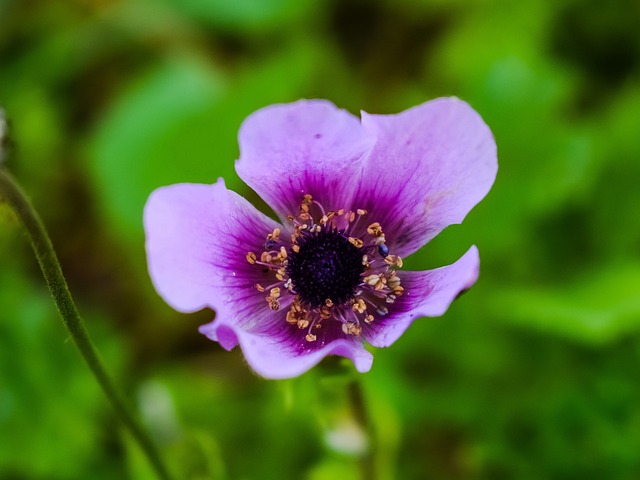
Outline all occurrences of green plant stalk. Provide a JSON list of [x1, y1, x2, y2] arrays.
[[0, 169, 172, 480], [348, 378, 377, 480]]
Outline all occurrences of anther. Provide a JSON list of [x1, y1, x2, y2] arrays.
[[352, 299, 366, 313], [305, 333, 317, 342], [367, 222, 382, 236], [342, 322, 362, 336], [364, 274, 380, 286], [246, 252, 257, 264], [348, 237, 364, 248], [385, 255, 403, 268]]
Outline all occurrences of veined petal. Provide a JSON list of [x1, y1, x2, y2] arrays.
[[200, 312, 373, 379], [355, 98, 497, 257], [144, 180, 281, 313], [236, 99, 373, 221], [365, 246, 480, 348]]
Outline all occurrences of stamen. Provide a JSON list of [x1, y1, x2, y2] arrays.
[[384, 255, 403, 268], [248, 194, 404, 342], [348, 237, 364, 248], [367, 222, 383, 236]]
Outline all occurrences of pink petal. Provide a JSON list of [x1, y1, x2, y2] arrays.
[[236, 99, 373, 221], [144, 180, 280, 313], [365, 246, 480, 348], [200, 315, 373, 379], [355, 98, 497, 257]]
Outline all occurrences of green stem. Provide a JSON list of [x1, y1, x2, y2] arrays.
[[348, 378, 377, 480], [0, 169, 172, 480]]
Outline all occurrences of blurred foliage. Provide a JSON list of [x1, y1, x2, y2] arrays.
[[2, 0, 640, 478]]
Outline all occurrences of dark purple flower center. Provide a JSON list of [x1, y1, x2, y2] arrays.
[[286, 228, 365, 308]]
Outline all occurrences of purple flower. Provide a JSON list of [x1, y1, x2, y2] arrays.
[[144, 98, 497, 379]]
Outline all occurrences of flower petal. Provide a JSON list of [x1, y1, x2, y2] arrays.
[[355, 98, 497, 257], [236, 99, 373, 221], [365, 246, 480, 348], [200, 313, 373, 379], [144, 179, 281, 313]]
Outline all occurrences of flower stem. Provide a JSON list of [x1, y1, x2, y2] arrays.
[[348, 378, 377, 480], [0, 169, 172, 480]]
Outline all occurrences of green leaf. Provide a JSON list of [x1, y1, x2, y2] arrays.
[[88, 55, 230, 238], [488, 263, 640, 344], [160, 0, 318, 32]]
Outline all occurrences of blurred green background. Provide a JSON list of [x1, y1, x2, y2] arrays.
[[2, 0, 640, 478]]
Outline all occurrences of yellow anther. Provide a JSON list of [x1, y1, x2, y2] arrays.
[[297, 319, 310, 329], [384, 255, 403, 268], [267, 228, 280, 241], [292, 244, 300, 253], [246, 252, 257, 264], [348, 237, 364, 248], [364, 315, 374, 324], [266, 297, 280, 311], [325, 298, 334, 308], [286, 311, 298, 324], [255, 283, 265, 292], [356, 209, 367, 215], [342, 322, 362, 336], [364, 274, 380, 286], [352, 299, 366, 313], [305, 333, 317, 342], [387, 275, 401, 289], [349, 211, 356, 222], [302, 194, 313, 205], [367, 222, 382, 236]]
